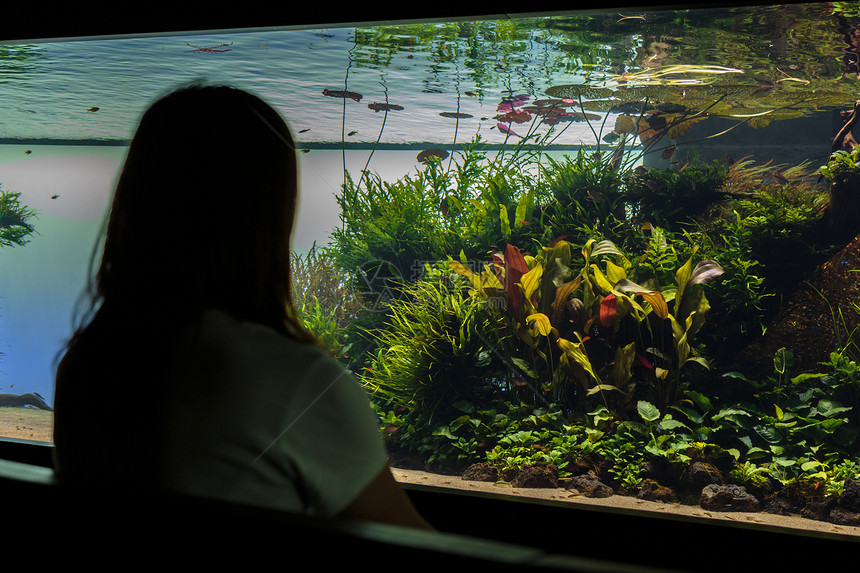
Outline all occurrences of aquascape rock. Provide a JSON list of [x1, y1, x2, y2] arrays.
[[0, 393, 52, 411], [699, 484, 760, 512]]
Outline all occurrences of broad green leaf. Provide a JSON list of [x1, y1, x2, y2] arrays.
[[773, 347, 793, 374], [500, 204, 511, 239], [658, 419, 691, 432], [510, 356, 538, 379], [515, 188, 533, 228], [817, 399, 853, 418], [638, 400, 661, 422], [801, 460, 821, 471], [791, 372, 827, 385]]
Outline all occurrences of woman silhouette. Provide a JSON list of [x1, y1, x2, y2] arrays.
[[53, 83, 430, 529]]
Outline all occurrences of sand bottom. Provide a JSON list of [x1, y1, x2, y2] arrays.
[[0, 407, 53, 443], [392, 467, 860, 540]]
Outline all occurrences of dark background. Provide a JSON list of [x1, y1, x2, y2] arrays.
[[0, 1, 823, 42]]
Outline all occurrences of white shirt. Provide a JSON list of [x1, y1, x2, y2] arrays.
[[159, 308, 388, 517]]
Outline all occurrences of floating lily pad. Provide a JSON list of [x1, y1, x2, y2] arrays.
[[545, 84, 614, 100]]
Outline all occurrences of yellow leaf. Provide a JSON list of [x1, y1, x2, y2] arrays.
[[527, 313, 553, 336], [520, 262, 543, 302], [605, 259, 627, 285]]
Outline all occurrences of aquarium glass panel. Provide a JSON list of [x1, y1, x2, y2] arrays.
[[2, 2, 860, 536]]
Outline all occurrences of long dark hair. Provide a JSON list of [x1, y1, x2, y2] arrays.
[[68, 82, 315, 353]]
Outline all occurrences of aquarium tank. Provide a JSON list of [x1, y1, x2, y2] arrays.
[[3, 1, 860, 530]]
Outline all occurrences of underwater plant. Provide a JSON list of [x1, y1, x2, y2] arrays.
[[820, 147, 860, 238], [451, 235, 724, 420], [0, 187, 37, 248], [360, 265, 508, 424], [291, 245, 365, 363]]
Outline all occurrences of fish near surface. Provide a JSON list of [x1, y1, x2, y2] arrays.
[[322, 89, 363, 102]]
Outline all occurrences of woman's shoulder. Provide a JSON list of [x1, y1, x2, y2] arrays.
[[200, 307, 333, 367]]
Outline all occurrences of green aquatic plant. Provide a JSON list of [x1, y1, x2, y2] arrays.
[[451, 235, 723, 419], [719, 348, 859, 468], [361, 267, 507, 423], [819, 147, 860, 187], [624, 159, 730, 229], [539, 149, 629, 246], [331, 164, 457, 292], [291, 245, 365, 362], [0, 187, 36, 248], [820, 147, 860, 237]]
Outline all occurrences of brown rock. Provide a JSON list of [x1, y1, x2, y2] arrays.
[[700, 484, 760, 512], [830, 506, 860, 526], [839, 479, 860, 512], [511, 463, 558, 488], [680, 461, 723, 490], [567, 470, 614, 498], [462, 462, 498, 482], [636, 478, 677, 503]]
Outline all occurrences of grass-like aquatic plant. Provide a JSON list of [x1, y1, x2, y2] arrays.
[[0, 187, 37, 248], [361, 265, 507, 423]]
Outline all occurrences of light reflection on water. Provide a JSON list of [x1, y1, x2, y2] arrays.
[[0, 22, 602, 146]]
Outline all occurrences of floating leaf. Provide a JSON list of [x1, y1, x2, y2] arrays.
[[544, 84, 613, 100], [614, 115, 636, 136]]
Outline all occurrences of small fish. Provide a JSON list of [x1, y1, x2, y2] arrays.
[[496, 123, 522, 138], [464, 91, 479, 97], [24, 149, 31, 154], [755, 78, 775, 94], [771, 170, 789, 184], [439, 112, 473, 119], [299, 128, 310, 133], [368, 102, 404, 112], [86, 107, 99, 113], [186, 42, 233, 53], [417, 148, 449, 163], [661, 145, 677, 159], [347, 130, 358, 136], [299, 149, 310, 154], [617, 14, 646, 22], [50, 194, 59, 199], [322, 88, 363, 102]]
